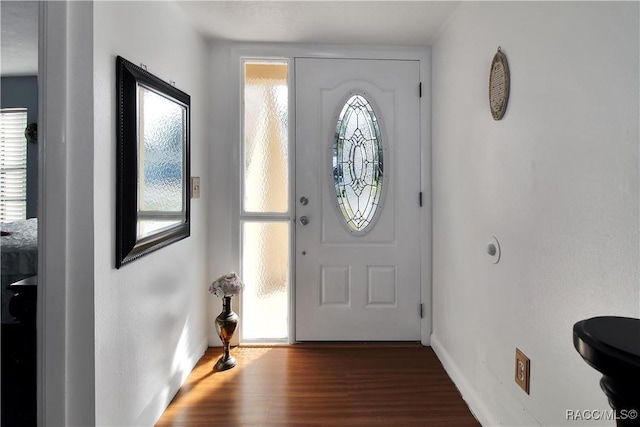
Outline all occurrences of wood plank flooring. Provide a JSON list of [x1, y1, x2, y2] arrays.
[[156, 344, 479, 426]]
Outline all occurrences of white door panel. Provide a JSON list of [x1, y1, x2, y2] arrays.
[[295, 58, 421, 341]]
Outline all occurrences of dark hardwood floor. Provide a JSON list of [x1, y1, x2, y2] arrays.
[[156, 344, 479, 426]]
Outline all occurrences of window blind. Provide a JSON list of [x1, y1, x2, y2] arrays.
[[0, 108, 28, 223]]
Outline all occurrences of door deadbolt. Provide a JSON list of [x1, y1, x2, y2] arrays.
[[300, 196, 309, 206]]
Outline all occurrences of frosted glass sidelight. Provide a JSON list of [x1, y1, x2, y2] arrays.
[[243, 63, 289, 213], [241, 221, 289, 340], [333, 95, 384, 233]]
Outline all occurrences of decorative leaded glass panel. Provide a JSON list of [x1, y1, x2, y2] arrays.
[[333, 95, 384, 233]]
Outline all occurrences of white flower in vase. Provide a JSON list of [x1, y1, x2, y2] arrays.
[[209, 272, 245, 297]]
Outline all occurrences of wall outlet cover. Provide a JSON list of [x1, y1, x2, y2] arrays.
[[515, 348, 530, 394]]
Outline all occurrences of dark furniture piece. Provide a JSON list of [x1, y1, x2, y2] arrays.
[[573, 316, 640, 426], [1, 275, 37, 426]]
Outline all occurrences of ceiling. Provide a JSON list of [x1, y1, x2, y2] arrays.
[[0, 1, 460, 76], [177, 1, 460, 46], [1, 0, 38, 76]]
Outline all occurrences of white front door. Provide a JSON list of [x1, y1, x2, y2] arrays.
[[295, 58, 422, 341]]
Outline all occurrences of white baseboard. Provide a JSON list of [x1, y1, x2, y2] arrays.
[[430, 333, 498, 427]]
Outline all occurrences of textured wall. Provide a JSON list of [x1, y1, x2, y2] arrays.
[[93, 2, 210, 425], [431, 2, 639, 425]]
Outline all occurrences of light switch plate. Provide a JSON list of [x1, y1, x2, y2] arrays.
[[191, 177, 200, 199]]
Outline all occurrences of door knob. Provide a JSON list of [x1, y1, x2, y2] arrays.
[[300, 196, 309, 206], [299, 216, 309, 226]]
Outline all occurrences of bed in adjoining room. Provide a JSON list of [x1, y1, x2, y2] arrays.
[[1, 218, 37, 323]]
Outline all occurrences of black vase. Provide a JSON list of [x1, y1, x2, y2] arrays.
[[214, 295, 238, 371]]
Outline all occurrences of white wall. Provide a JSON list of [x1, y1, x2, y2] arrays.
[[207, 43, 237, 346], [93, 2, 210, 425], [431, 2, 639, 426]]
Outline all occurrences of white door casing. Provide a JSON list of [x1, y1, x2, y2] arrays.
[[295, 58, 422, 341]]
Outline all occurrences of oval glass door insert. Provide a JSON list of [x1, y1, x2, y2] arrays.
[[333, 94, 384, 233]]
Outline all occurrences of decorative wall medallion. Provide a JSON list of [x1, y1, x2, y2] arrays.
[[489, 47, 510, 120]]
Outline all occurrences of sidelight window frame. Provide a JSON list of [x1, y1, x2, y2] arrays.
[[239, 58, 294, 343]]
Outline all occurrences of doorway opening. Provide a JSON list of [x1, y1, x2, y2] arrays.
[[240, 60, 291, 342], [1, 1, 40, 424]]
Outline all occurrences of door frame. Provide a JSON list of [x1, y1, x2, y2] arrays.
[[38, 2, 96, 425], [226, 43, 432, 345]]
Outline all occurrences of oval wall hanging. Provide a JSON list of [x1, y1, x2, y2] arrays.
[[489, 46, 510, 120]]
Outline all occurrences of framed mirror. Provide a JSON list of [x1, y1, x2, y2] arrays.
[[116, 56, 190, 268]]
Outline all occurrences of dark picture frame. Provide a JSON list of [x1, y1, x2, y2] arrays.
[[116, 56, 190, 268]]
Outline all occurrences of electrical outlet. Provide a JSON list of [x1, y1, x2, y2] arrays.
[[191, 177, 201, 199], [515, 348, 530, 394]]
